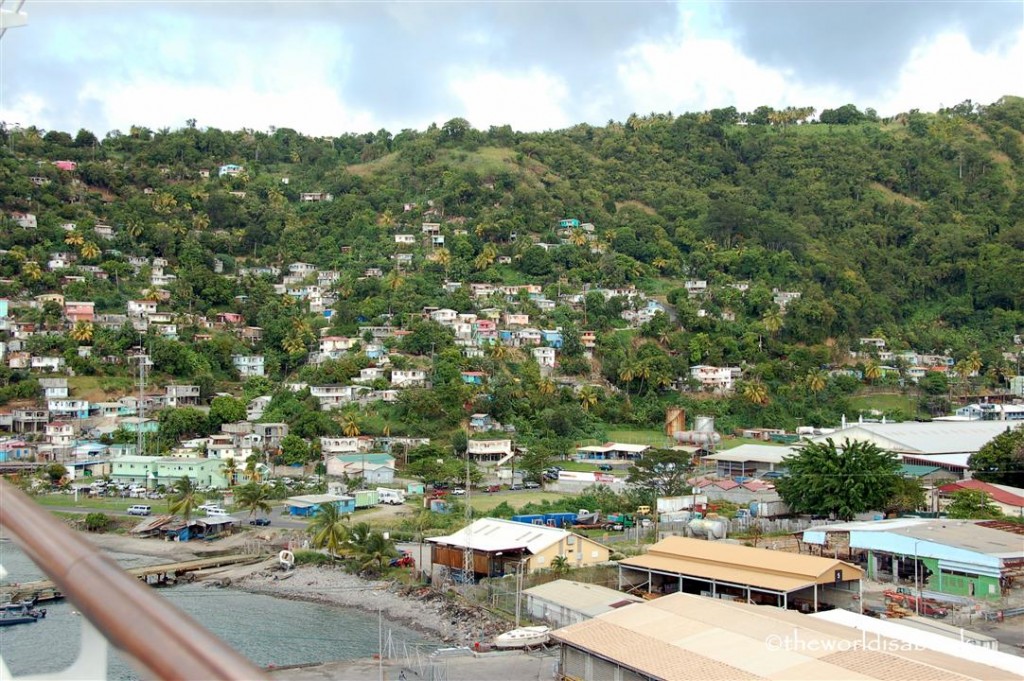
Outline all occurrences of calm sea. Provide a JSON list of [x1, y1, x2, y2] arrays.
[[0, 541, 431, 679]]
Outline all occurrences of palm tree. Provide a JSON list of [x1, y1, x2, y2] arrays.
[[282, 333, 306, 356], [192, 212, 211, 231], [341, 414, 361, 437], [357, 531, 397, 575], [70, 321, 94, 344], [538, 379, 556, 398], [64, 232, 84, 247], [433, 248, 452, 275], [235, 482, 272, 519], [243, 454, 263, 483], [652, 257, 669, 271], [761, 310, 783, 336], [308, 502, 351, 559], [168, 476, 204, 522], [474, 244, 498, 271], [79, 242, 101, 260], [864, 361, 882, 385], [568, 229, 588, 247], [23, 261, 42, 282], [578, 386, 600, 413], [805, 369, 827, 398], [965, 351, 983, 378], [740, 380, 770, 406], [220, 457, 239, 487], [550, 555, 570, 575]]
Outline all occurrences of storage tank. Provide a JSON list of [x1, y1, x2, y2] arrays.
[[673, 415, 721, 445], [685, 517, 728, 540]]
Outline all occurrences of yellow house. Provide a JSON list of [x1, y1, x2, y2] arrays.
[[427, 518, 610, 581]]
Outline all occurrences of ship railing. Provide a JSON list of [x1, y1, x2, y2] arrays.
[[0, 479, 267, 680]]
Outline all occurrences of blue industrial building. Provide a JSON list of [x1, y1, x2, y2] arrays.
[[285, 494, 356, 517]]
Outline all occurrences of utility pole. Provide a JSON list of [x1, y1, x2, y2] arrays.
[[461, 447, 473, 584]]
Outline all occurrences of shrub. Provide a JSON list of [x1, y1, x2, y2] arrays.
[[293, 550, 335, 566], [84, 512, 111, 532]]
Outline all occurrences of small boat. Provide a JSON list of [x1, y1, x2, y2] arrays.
[[493, 625, 550, 649], [0, 605, 46, 626]]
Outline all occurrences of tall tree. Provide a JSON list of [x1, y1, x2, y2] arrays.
[[308, 502, 351, 559], [168, 476, 204, 522], [945, 489, 1003, 519], [969, 428, 1024, 487], [776, 439, 901, 520]]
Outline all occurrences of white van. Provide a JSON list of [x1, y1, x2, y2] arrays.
[[204, 508, 230, 517], [127, 505, 152, 516]]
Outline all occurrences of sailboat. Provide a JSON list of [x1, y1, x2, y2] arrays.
[[493, 625, 550, 649]]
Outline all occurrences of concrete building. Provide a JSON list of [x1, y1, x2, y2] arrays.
[[575, 442, 651, 463], [552, 592, 1019, 681], [800, 518, 1024, 601], [466, 438, 513, 463], [427, 518, 610, 581], [618, 537, 863, 613], [937, 479, 1024, 517], [701, 444, 795, 478], [523, 579, 642, 629]]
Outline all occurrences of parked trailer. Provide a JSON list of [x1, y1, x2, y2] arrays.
[[353, 489, 379, 508], [749, 500, 791, 518]]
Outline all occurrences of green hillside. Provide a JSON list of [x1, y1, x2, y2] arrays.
[[1, 98, 1021, 462]]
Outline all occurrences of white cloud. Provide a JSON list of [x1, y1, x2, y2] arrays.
[[447, 68, 572, 131], [873, 29, 1024, 116], [616, 23, 851, 117]]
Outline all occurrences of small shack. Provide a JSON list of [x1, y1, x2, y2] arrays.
[[285, 494, 356, 517], [157, 516, 239, 542]]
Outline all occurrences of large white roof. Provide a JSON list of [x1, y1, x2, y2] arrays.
[[426, 518, 574, 554], [704, 444, 794, 464], [810, 421, 1017, 455], [523, 579, 642, 618]]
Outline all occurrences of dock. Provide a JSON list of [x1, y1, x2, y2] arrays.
[[0, 554, 264, 602]]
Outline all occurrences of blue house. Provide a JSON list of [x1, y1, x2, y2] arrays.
[[460, 371, 487, 386], [541, 329, 563, 348], [285, 494, 356, 517], [558, 218, 580, 230]]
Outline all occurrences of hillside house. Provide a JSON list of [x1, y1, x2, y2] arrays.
[[299, 192, 333, 202], [421, 222, 441, 235], [232, 354, 265, 377], [246, 396, 272, 421], [391, 370, 427, 387], [533, 346, 556, 368], [461, 371, 487, 386], [394, 234, 416, 245], [48, 399, 90, 420], [12, 212, 37, 229], [63, 301, 95, 323], [39, 377, 69, 400], [467, 438, 513, 463], [218, 164, 243, 177], [165, 385, 200, 408], [690, 365, 742, 393]]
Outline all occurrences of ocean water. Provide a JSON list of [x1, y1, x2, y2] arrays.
[[0, 542, 431, 679]]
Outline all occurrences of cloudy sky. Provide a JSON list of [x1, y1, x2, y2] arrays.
[[1, 1, 1021, 137]]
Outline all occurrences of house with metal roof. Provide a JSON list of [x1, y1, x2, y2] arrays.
[[284, 494, 356, 517], [701, 444, 794, 477], [523, 579, 642, 629], [937, 479, 1024, 516], [799, 518, 1024, 600], [575, 442, 651, 463], [618, 536, 863, 613], [426, 518, 610, 582], [551, 592, 1020, 681]]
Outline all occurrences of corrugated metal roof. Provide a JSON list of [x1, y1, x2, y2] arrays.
[[523, 579, 643, 617], [704, 445, 794, 464], [622, 537, 862, 590], [812, 422, 1016, 455], [551, 593, 1015, 681], [425, 517, 593, 555], [621, 553, 814, 593]]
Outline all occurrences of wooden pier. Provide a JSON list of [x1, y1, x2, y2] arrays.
[[1, 553, 264, 602]]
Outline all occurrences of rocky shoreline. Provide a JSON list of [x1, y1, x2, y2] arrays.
[[236, 566, 511, 645]]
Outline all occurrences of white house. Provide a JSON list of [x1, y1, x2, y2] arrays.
[[532, 346, 556, 368], [391, 370, 427, 387], [232, 354, 265, 377], [467, 439, 514, 462], [689, 365, 742, 393]]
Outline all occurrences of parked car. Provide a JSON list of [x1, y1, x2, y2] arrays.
[[451, 488, 466, 496], [485, 484, 501, 493], [249, 518, 271, 526], [509, 484, 523, 491], [126, 505, 152, 516], [524, 481, 541, 489], [598, 464, 613, 471]]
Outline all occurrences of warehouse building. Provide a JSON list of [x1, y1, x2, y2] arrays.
[[800, 518, 1024, 601], [523, 579, 642, 629], [551, 593, 1018, 681], [618, 536, 862, 613]]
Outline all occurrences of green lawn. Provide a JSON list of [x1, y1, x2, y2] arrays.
[[604, 428, 674, 448], [848, 392, 924, 418], [717, 437, 787, 450], [468, 490, 568, 512]]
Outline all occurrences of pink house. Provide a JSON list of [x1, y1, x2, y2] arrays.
[[54, 161, 77, 171], [64, 301, 95, 324], [217, 312, 244, 325]]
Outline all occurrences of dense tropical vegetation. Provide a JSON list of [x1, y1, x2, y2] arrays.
[[2, 97, 1023, 468]]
